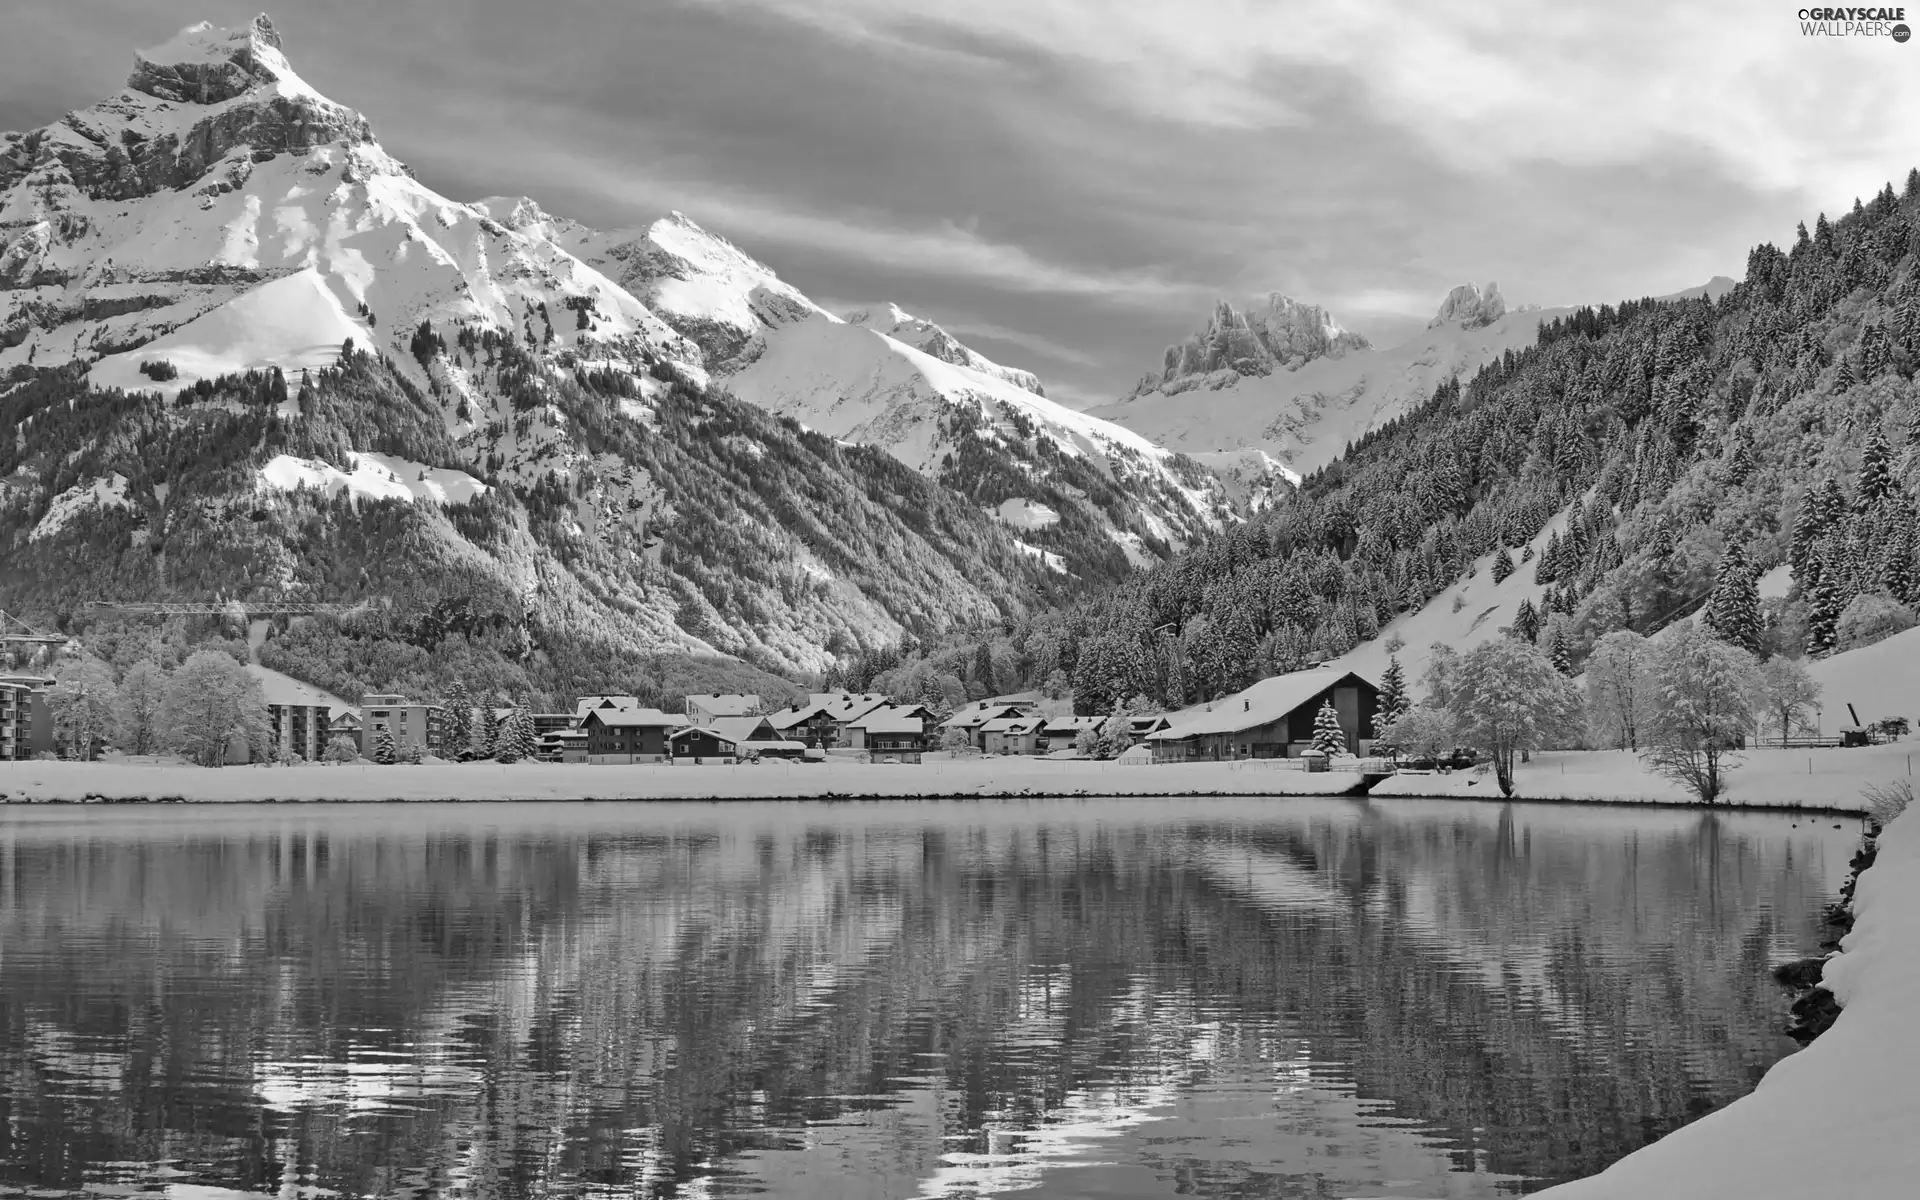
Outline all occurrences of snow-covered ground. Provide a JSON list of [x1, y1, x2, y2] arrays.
[[27, 473, 129, 541], [0, 758, 1364, 804], [258, 450, 489, 506], [1534, 803, 1920, 1198], [1372, 745, 1905, 812]]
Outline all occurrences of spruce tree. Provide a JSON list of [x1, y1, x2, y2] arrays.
[[1836, 355, 1856, 392], [472, 707, 500, 759], [1857, 431, 1897, 510], [1377, 656, 1410, 732], [1545, 625, 1573, 676], [1703, 546, 1764, 656], [1310, 700, 1347, 756], [1492, 547, 1515, 584], [444, 680, 473, 757], [1512, 598, 1541, 643], [1807, 559, 1842, 655], [371, 724, 397, 765]]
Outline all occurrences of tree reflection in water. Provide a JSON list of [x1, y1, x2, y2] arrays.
[[0, 798, 1856, 1199]]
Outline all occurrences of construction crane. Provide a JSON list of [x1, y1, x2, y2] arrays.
[[0, 609, 69, 647], [83, 599, 382, 617]]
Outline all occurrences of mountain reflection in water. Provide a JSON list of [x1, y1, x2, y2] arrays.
[[0, 797, 1858, 1198]]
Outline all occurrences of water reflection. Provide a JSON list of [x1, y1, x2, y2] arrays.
[[0, 798, 1858, 1198]]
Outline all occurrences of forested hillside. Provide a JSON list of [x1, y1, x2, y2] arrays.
[[844, 171, 1920, 715], [0, 346, 1052, 708]]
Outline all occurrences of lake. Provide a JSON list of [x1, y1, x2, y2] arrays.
[[0, 797, 1862, 1198]]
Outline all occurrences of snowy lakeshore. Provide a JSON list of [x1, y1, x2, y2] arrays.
[[1533, 804, 1920, 1199], [1371, 744, 1904, 813], [0, 757, 1369, 804]]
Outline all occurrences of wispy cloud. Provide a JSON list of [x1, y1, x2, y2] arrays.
[[535, 152, 1215, 309]]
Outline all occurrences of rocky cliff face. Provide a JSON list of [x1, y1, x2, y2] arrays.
[[1429, 281, 1506, 329], [1134, 293, 1369, 397]]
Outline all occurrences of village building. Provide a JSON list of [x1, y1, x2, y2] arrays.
[[0, 676, 53, 761], [844, 704, 936, 750], [582, 706, 684, 764], [1041, 715, 1103, 754], [360, 693, 448, 757], [766, 692, 890, 749], [670, 716, 806, 763], [980, 714, 1047, 756], [576, 694, 641, 718], [249, 669, 342, 761], [856, 711, 930, 763], [940, 701, 1037, 751], [1146, 669, 1380, 762], [684, 694, 763, 726], [538, 728, 589, 763], [1127, 714, 1173, 743], [327, 710, 362, 753]]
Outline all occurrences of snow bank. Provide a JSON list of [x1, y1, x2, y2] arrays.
[[1012, 539, 1068, 574], [89, 269, 367, 396], [995, 497, 1061, 530], [258, 451, 487, 506], [28, 473, 129, 541], [0, 759, 1363, 804], [1809, 624, 1920, 731], [1371, 746, 1901, 812], [1533, 804, 1920, 1198]]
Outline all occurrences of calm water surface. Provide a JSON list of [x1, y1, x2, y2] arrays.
[[0, 797, 1862, 1199]]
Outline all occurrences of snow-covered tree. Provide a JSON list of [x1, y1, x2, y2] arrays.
[[1753, 656, 1822, 745], [48, 656, 117, 761], [443, 680, 474, 757], [1703, 544, 1763, 656], [1491, 547, 1515, 584], [510, 708, 540, 759], [163, 650, 269, 767], [1310, 700, 1347, 756], [1420, 644, 1462, 710], [471, 707, 500, 759], [1643, 622, 1761, 803], [1511, 598, 1541, 644], [1585, 630, 1654, 751], [1447, 638, 1583, 796], [1835, 590, 1917, 651], [1383, 706, 1455, 762], [1377, 656, 1411, 733], [1544, 623, 1573, 676], [371, 724, 397, 765], [322, 734, 358, 762], [113, 660, 169, 755]]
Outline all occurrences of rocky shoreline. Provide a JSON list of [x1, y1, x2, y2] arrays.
[[1775, 815, 1887, 1044]]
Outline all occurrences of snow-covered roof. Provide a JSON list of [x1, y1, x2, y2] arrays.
[[685, 694, 761, 718], [859, 714, 925, 736], [679, 716, 779, 745], [1148, 669, 1370, 740], [848, 704, 931, 730], [942, 702, 1029, 729], [1044, 716, 1103, 733], [576, 694, 641, 715], [980, 716, 1045, 734], [583, 706, 683, 729]]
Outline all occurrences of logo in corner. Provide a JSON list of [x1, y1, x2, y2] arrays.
[[1798, 7, 1912, 37]]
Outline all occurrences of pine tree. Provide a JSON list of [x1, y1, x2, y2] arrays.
[[495, 708, 535, 763], [1807, 560, 1842, 655], [1377, 656, 1410, 731], [1836, 355, 1856, 392], [472, 707, 500, 759], [1703, 545, 1763, 656], [1492, 546, 1515, 583], [444, 680, 474, 758], [371, 724, 397, 765], [1310, 700, 1347, 756], [1857, 431, 1897, 511], [1512, 598, 1541, 643], [1791, 482, 1824, 577], [1545, 625, 1573, 676]]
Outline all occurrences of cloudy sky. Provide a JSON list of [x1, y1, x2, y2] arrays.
[[6, 1, 1920, 407]]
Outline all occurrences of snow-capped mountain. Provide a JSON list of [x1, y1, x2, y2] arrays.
[[1090, 287, 1578, 480], [475, 198, 1226, 553]]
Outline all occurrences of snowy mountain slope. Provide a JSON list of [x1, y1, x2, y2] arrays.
[[1091, 289, 1575, 479], [0, 17, 698, 399], [476, 197, 1230, 557], [0, 16, 1075, 683]]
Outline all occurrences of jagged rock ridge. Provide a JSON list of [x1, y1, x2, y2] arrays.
[[1429, 281, 1507, 329]]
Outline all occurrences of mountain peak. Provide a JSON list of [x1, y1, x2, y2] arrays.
[[129, 14, 301, 104], [1135, 292, 1369, 396], [1429, 281, 1506, 329], [842, 303, 1046, 396]]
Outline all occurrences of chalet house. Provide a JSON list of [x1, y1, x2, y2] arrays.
[[670, 716, 805, 763], [685, 694, 762, 727], [852, 709, 930, 763], [980, 714, 1046, 756], [583, 706, 684, 764], [1147, 669, 1379, 762], [766, 692, 890, 749], [844, 704, 935, 750], [940, 701, 1036, 751], [576, 694, 640, 718], [539, 729, 589, 763], [1127, 714, 1173, 743], [1041, 715, 1103, 753]]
